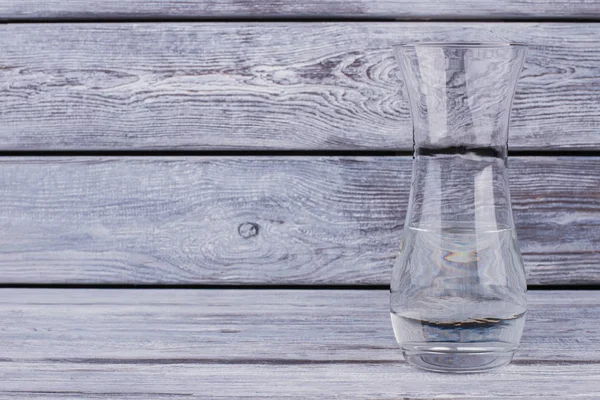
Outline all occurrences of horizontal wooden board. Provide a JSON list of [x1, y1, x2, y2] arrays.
[[0, 23, 600, 150], [0, 289, 597, 398], [0, 156, 596, 285], [1, 0, 599, 20]]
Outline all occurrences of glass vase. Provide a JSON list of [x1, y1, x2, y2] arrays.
[[390, 43, 528, 373]]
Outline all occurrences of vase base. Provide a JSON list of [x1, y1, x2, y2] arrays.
[[402, 342, 516, 373]]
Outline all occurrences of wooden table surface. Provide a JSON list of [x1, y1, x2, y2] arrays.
[[0, 289, 597, 399]]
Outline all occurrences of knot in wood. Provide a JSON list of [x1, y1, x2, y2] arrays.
[[238, 222, 259, 239]]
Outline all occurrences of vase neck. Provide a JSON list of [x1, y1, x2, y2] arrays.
[[396, 44, 526, 157]]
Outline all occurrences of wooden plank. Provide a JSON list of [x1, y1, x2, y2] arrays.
[[1, 0, 599, 20], [0, 156, 596, 285], [0, 23, 599, 150], [0, 289, 597, 398]]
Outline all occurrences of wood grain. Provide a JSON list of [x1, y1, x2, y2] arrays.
[[0, 289, 597, 398], [1, 0, 599, 20], [0, 156, 596, 285], [0, 23, 600, 150]]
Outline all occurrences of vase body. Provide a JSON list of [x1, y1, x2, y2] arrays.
[[390, 43, 528, 373]]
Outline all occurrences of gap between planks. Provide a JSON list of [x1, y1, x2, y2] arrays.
[[0, 150, 597, 157], [0, 284, 597, 290], [4, 17, 600, 23]]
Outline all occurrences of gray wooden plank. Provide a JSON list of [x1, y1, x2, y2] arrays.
[[0, 23, 600, 150], [1, 0, 599, 20], [0, 289, 597, 399], [0, 156, 596, 285]]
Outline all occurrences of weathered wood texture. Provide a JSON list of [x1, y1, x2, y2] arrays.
[[0, 23, 600, 150], [0, 156, 596, 285], [1, 0, 599, 20], [0, 289, 597, 398]]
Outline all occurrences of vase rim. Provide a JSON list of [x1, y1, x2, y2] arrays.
[[399, 42, 527, 48]]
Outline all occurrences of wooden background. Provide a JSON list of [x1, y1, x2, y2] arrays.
[[0, 3, 597, 287], [0, 1, 598, 398], [0, 20, 597, 286]]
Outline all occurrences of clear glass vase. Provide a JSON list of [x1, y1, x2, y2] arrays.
[[390, 43, 528, 373]]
